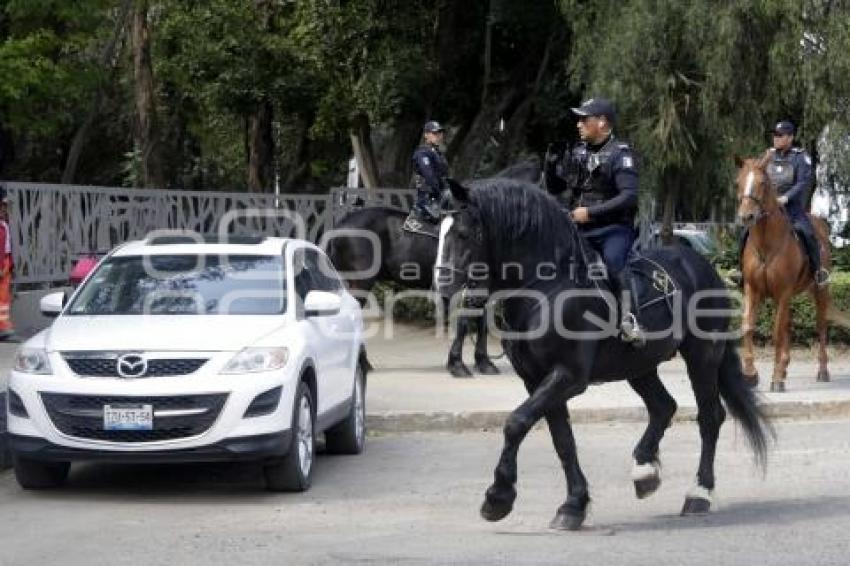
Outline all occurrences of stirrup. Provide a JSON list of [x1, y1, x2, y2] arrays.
[[620, 312, 646, 348], [815, 268, 830, 288]]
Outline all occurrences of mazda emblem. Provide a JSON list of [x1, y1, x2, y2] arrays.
[[116, 354, 148, 378]]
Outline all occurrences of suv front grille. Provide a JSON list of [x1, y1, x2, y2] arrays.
[[40, 393, 227, 443], [62, 355, 207, 378]]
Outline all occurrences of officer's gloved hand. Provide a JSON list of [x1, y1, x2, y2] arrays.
[[423, 201, 441, 223]]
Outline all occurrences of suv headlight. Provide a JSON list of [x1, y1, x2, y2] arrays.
[[221, 347, 289, 374], [14, 348, 53, 374]]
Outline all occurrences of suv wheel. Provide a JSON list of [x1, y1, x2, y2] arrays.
[[326, 363, 366, 455], [14, 457, 70, 489], [264, 382, 314, 492]]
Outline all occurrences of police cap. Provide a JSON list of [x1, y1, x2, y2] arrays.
[[571, 97, 616, 123], [423, 121, 445, 133], [771, 120, 796, 136]]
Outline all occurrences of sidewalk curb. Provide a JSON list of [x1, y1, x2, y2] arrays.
[[366, 399, 850, 433]]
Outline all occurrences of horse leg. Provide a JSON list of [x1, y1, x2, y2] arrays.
[[628, 371, 677, 499], [770, 295, 792, 392], [447, 315, 472, 378], [481, 365, 587, 524], [680, 346, 726, 515], [741, 285, 761, 387], [474, 310, 499, 375], [813, 287, 831, 382], [545, 405, 591, 530]]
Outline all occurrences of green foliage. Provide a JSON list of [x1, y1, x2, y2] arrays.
[[561, 0, 850, 217], [371, 282, 437, 322], [1, 0, 849, 208], [0, 0, 112, 136], [709, 230, 741, 272], [745, 272, 850, 346]]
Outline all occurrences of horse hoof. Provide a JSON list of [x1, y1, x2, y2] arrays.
[[474, 359, 500, 375], [447, 360, 473, 378], [681, 496, 711, 516], [743, 373, 759, 388], [549, 509, 586, 531], [480, 499, 513, 522], [770, 381, 786, 393], [631, 459, 661, 499], [634, 476, 661, 499], [817, 369, 831, 383]]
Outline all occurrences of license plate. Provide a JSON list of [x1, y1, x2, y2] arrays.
[[103, 404, 153, 431]]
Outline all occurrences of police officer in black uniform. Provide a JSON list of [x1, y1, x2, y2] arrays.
[[738, 120, 828, 287], [545, 97, 644, 346], [411, 121, 450, 223]]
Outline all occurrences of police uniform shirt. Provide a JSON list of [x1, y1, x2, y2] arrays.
[[412, 144, 449, 197], [766, 147, 813, 217], [572, 136, 638, 232]]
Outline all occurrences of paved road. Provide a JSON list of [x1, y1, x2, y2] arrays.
[[2, 419, 849, 565]]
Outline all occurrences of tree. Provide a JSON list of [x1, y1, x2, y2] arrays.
[[562, 0, 850, 234]]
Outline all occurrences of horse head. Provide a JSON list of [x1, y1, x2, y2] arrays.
[[433, 179, 489, 303], [734, 152, 779, 227]]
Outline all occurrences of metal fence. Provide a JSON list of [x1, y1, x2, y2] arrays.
[[1, 180, 734, 287], [2, 181, 405, 286]]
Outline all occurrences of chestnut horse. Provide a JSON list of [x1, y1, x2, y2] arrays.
[[734, 154, 831, 392]]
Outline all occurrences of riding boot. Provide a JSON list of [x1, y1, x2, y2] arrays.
[[800, 229, 830, 287], [615, 269, 646, 348]]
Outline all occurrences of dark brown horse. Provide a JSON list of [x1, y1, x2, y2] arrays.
[[734, 154, 832, 392]]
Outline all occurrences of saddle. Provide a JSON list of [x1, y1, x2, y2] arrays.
[[577, 238, 680, 321], [402, 211, 440, 239]]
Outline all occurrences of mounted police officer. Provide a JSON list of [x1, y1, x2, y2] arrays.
[[411, 121, 449, 223], [545, 97, 644, 346], [738, 120, 829, 287]]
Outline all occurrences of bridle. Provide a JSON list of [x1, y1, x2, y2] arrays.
[[738, 168, 773, 223], [434, 206, 490, 303]]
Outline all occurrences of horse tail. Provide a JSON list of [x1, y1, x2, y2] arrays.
[[718, 340, 774, 469]]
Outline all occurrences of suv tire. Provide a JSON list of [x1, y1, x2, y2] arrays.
[[264, 382, 314, 492], [325, 364, 366, 455]]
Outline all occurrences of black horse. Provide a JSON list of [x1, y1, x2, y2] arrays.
[[325, 157, 543, 376], [326, 205, 499, 377], [434, 178, 772, 529]]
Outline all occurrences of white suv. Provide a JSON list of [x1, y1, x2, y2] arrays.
[[6, 234, 367, 492]]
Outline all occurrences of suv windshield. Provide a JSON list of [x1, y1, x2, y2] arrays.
[[67, 255, 286, 315]]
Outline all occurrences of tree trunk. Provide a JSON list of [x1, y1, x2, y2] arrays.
[[279, 113, 314, 191], [131, 0, 165, 189], [450, 86, 520, 179], [349, 113, 380, 194], [491, 30, 558, 171], [63, 0, 133, 184], [661, 169, 680, 245], [247, 100, 274, 192], [377, 113, 423, 188]]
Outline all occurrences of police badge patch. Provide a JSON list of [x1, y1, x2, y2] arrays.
[[622, 155, 633, 168], [804, 154, 812, 165], [422, 157, 430, 165]]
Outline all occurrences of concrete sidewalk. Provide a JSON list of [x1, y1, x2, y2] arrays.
[[2, 323, 849, 441], [363, 322, 850, 431]]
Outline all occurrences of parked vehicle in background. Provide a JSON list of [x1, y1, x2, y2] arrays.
[[639, 228, 719, 257]]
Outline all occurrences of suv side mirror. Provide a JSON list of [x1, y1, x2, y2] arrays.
[[40, 291, 66, 318], [304, 290, 341, 317]]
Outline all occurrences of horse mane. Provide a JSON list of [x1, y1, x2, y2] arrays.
[[467, 178, 580, 269]]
